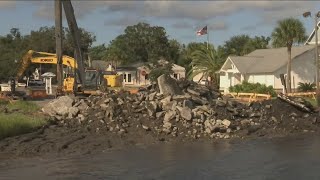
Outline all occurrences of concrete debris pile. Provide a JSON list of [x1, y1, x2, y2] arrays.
[[42, 74, 319, 140]]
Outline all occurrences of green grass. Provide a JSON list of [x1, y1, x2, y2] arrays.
[[0, 100, 47, 140], [0, 113, 46, 140], [304, 97, 317, 107], [7, 100, 40, 113]]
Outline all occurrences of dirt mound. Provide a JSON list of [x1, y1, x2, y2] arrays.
[[1, 76, 320, 156]]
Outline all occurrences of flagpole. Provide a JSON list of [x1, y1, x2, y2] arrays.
[[207, 25, 209, 50]]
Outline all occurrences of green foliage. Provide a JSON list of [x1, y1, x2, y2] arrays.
[[271, 18, 307, 93], [229, 81, 277, 97], [0, 113, 46, 140], [64, 27, 96, 56], [7, 100, 40, 113], [271, 18, 307, 48], [220, 34, 270, 56], [0, 27, 96, 82], [0, 100, 46, 140], [104, 23, 171, 65], [297, 82, 316, 92], [189, 45, 223, 88], [89, 44, 107, 60]]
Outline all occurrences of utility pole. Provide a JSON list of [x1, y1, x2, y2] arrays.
[[55, 0, 63, 95], [62, 0, 85, 88], [303, 11, 320, 106], [315, 14, 320, 106]]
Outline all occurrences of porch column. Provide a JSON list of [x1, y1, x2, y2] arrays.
[[240, 74, 244, 82]]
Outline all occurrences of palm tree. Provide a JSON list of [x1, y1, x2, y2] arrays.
[[271, 18, 307, 93], [189, 45, 223, 89]]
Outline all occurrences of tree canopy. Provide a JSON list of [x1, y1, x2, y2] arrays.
[[104, 22, 172, 65], [0, 27, 96, 81], [271, 18, 307, 93], [219, 34, 270, 57], [88, 44, 107, 60], [189, 44, 224, 88]]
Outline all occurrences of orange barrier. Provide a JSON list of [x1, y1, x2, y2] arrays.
[[287, 92, 316, 99], [224, 92, 271, 102], [128, 89, 139, 94]]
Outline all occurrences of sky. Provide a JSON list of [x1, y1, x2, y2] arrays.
[[0, 1, 319, 47]]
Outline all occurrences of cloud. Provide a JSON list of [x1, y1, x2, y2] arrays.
[[32, 1, 141, 21], [171, 21, 194, 29], [208, 22, 228, 31], [104, 16, 148, 27], [30, 1, 317, 28], [142, 1, 316, 24], [0, 1, 15, 9]]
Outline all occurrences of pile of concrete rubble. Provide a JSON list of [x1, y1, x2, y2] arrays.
[[42, 74, 318, 140]]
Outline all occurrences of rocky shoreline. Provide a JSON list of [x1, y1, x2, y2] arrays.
[[0, 75, 319, 157]]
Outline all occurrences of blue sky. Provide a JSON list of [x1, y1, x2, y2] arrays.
[[0, 1, 319, 47]]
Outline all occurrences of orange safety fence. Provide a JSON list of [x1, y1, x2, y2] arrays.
[[224, 92, 271, 102], [287, 92, 316, 99]]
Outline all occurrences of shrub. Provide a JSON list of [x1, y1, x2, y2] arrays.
[[297, 82, 315, 92], [229, 81, 277, 97]]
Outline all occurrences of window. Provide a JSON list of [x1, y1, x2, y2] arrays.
[[128, 74, 132, 82], [173, 73, 178, 79], [123, 74, 126, 82]]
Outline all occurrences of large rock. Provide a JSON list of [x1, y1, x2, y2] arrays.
[[176, 106, 192, 121], [164, 110, 176, 122], [42, 96, 74, 116], [68, 107, 79, 118], [146, 101, 158, 117], [157, 74, 183, 96]]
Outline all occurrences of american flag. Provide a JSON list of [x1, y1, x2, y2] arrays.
[[196, 26, 207, 36]]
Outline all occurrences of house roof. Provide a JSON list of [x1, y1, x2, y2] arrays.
[[172, 64, 186, 71], [229, 45, 314, 73]]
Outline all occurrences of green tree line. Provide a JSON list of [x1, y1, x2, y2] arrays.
[[0, 17, 307, 90]]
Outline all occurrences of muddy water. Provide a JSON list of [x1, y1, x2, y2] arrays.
[[1, 134, 320, 180]]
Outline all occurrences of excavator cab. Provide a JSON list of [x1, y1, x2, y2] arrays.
[[72, 68, 107, 96]]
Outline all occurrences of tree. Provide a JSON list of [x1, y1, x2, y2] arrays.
[[88, 44, 107, 60], [0, 26, 96, 81], [189, 45, 223, 89], [221, 34, 270, 56], [168, 39, 182, 64], [0, 28, 30, 81], [177, 42, 211, 76], [64, 27, 96, 56], [271, 18, 307, 93], [105, 22, 171, 65]]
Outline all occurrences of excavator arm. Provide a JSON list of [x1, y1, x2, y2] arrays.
[[16, 50, 78, 79]]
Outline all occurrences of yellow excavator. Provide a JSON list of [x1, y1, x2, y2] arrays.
[[16, 50, 122, 95]]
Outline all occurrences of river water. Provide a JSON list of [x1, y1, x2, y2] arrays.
[[1, 134, 320, 180]]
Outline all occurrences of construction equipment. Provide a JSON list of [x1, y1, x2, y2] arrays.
[[53, 0, 122, 95], [16, 50, 109, 95]]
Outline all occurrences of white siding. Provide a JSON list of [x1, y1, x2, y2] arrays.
[[274, 49, 316, 90], [117, 71, 136, 85], [266, 75, 274, 87], [219, 73, 229, 92], [246, 74, 274, 87], [247, 75, 254, 83]]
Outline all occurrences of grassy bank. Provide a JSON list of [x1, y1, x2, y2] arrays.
[[0, 100, 47, 140]]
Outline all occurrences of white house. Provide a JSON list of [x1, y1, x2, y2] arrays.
[[219, 45, 316, 93], [117, 62, 186, 87]]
